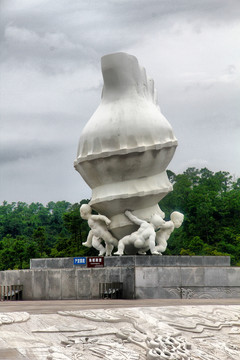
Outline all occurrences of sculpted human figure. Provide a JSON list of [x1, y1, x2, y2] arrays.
[[80, 204, 118, 256], [154, 211, 184, 255], [114, 210, 165, 256]]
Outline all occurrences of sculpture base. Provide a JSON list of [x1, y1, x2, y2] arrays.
[[30, 255, 231, 269], [1, 256, 239, 300]]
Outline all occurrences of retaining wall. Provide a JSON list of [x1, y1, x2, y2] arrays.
[[0, 256, 239, 300]]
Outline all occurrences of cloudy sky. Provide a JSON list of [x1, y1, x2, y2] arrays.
[[0, 0, 239, 205]]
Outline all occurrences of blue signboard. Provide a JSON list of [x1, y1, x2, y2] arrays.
[[74, 257, 86, 265]]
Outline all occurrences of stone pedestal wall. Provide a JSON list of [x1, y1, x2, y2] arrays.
[[0, 256, 239, 300], [30, 255, 230, 269], [135, 266, 240, 299]]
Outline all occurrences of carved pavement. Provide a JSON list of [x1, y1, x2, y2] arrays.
[[0, 305, 239, 359]]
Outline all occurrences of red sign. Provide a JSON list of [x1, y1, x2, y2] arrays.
[[87, 256, 104, 268]]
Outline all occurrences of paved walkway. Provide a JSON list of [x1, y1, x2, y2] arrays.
[[0, 298, 239, 314], [0, 299, 239, 359]]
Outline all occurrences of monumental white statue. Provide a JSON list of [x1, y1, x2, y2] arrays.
[[74, 52, 183, 255]]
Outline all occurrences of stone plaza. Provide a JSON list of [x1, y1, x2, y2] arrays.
[[0, 299, 239, 359]]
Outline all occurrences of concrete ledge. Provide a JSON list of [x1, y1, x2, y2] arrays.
[[135, 266, 240, 299], [0, 264, 239, 300], [30, 255, 231, 269], [3, 256, 238, 300], [0, 267, 135, 300]]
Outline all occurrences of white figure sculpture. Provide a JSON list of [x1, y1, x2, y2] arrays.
[[114, 210, 165, 256], [154, 211, 184, 255], [74, 52, 178, 242], [80, 204, 118, 256]]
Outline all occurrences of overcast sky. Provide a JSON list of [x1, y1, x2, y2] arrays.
[[0, 0, 239, 205]]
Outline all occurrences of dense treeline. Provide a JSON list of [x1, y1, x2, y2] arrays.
[[161, 168, 240, 265], [0, 199, 96, 270], [0, 167, 239, 270]]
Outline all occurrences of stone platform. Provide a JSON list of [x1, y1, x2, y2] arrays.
[[0, 256, 239, 300], [30, 255, 230, 269]]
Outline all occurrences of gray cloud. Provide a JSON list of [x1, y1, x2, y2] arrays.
[[0, 0, 239, 204], [0, 113, 81, 164], [0, 141, 58, 164], [1, 0, 240, 72]]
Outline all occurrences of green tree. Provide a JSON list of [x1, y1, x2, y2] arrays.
[[0, 167, 239, 269], [161, 168, 240, 265], [33, 226, 47, 256]]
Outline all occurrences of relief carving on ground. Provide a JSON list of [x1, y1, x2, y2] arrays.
[[0, 312, 30, 325], [165, 287, 239, 299], [0, 306, 239, 359]]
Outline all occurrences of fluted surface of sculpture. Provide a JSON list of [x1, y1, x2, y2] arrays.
[[74, 52, 178, 245]]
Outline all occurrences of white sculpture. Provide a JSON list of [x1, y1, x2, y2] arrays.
[[154, 211, 184, 255], [114, 210, 165, 256], [74, 52, 178, 243], [80, 204, 118, 256]]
